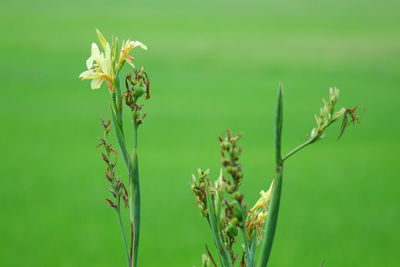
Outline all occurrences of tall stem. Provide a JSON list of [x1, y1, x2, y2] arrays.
[[129, 119, 141, 267]]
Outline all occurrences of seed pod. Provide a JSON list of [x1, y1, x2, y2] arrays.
[[133, 85, 145, 99], [226, 185, 234, 194], [230, 217, 239, 226], [232, 191, 241, 201], [225, 225, 238, 237], [232, 202, 243, 221]]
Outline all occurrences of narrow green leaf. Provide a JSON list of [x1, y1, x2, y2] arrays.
[[257, 85, 284, 267], [275, 84, 283, 166], [110, 105, 130, 169], [257, 172, 283, 267]]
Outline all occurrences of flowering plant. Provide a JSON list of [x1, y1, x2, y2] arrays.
[[79, 29, 149, 267]]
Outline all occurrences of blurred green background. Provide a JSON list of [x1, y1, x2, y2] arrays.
[[1, 0, 399, 266]]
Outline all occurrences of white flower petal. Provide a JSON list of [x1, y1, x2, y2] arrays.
[[86, 43, 100, 69], [91, 42, 100, 56], [130, 41, 147, 50], [86, 56, 94, 69], [91, 78, 103, 89], [79, 69, 94, 79], [125, 58, 135, 68]]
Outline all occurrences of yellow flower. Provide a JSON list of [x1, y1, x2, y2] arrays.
[[79, 29, 147, 92], [118, 40, 148, 69], [245, 180, 274, 239]]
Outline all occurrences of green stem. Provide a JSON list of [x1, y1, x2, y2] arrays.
[[110, 105, 130, 169], [257, 170, 283, 267], [115, 77, 123, 126], [129, 120, 141, 267], [205, 183, 233, 267], [116, 207, 130, 267], [282, 138, 315, 162], [283, 118, 338, 162], [245, 232, 256, 267], [239, 204, 255, 267]]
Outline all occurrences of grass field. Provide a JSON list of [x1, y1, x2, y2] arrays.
[[1, 0, 399, 266]]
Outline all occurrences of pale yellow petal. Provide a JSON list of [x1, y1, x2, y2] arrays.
[[91, 78, 103, 89], [79, 69, 94, 79], [96, 29, 110, 51], [130, 40, 148, 50], [79, 69, 103, 80], [125, 58, 135, 68], [86, 43, 100, 69], [86, 56, 94, 69], [91, 42, 100, 56]]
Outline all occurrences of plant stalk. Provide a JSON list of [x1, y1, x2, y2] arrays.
[[129, 118, 141, 267], [116, 207, 131, 267], [205, 182, 233, 267], [282, 137, 316, 162]]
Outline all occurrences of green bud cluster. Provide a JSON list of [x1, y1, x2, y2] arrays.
[[191, 168, 211, 218], [216, 131, 248, 263], [310, 87, 347, 140], [219, 130, 243, 191], [190, 131, 249, 264], [124, 67, 151, 126]]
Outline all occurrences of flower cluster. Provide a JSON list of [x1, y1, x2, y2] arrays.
[[79, 29, 147, 92], [246, 181, 273, 239], [309, 87, 346, 140], [191, 169, 210, 218]]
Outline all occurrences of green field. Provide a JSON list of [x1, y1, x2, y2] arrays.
[[1, 0, 399, 266]]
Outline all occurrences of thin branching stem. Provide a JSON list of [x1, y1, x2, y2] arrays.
[[282, 138, 315, 162]]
